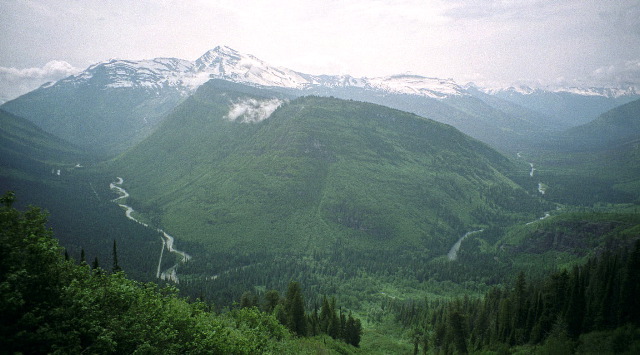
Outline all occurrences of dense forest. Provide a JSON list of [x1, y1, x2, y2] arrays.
[[0, 192, 363, 354], [392, 242, 640, 354], [1, 69, 639, 353]]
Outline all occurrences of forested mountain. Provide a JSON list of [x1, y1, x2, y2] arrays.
[[1, 45, 640, 353], [393, 240, 640, 354], [562, 98, 640, 151], [0, 59, 191, 156], [487, 86, 639, 128], [523, 98, 640, 205], [0, 109, 165, 282], [0, 109, 84, 176], [0, 194, 364, 354], [110, 79, 547, 260]]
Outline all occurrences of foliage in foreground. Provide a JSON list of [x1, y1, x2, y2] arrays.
[[0, 191, 334, 354]]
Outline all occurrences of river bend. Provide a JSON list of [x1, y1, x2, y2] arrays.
[[110, 177, 191, 282]]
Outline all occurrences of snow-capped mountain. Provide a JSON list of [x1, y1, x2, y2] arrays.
[[3, 44, 637, 156], [56, 57, 195, 92], [44, 45, 466, 100], [469, 83, 640, 128], [193, 46, 311, 89], [473, 83, 639, 99], [192, 46, 467, 98]]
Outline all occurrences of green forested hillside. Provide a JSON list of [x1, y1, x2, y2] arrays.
[[0, 193, 363, 354], [0, 109, 170, 281], [392, 241, 640, 354], [0, 79, 186, 156], [4, 77, 639, 353], [524, 99, 640, 205], [111, 80, 548, 259], [561, 98, 640, 151], [0, 109, 84, 177]]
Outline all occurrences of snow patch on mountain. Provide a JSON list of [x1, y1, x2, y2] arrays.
[[40, 45, 468, 100], [226, 98, 284, 123], [473, 83, 639, 99], [366, 75, 464, 99], [195, 46, 310, 89], [36, 45, 639, 103], [59, 58, 194, 92]]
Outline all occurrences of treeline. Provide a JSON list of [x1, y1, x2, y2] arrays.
[[176, 240, 509, 312], [0, 192, 358, 354], [237, 284, 362, 347], [392, 240, 640, 353]]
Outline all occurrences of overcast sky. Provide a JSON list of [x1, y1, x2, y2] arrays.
[[1, 0, 639, 102]]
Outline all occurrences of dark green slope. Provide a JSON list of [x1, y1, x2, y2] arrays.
[[282, 85, 553, 154], [0, 110, 162, 281], [0, 78, 186, 156], [563, 98, 640, 151], [524, 99, 640, 205], [112, 80, 548, 258], [0, 109, 84, 177]]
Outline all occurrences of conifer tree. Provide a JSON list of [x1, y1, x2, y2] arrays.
[[285, 281, 306, 336], [112, 240, 121, 272], [620, 240, 640, 325], [240, 291, 254, 308], [263, 289, 281, 314], [449, 310, 468, 354], [345, 313, 361, 347], [565, 266, 585, 338], [320, 295, 332, 333]]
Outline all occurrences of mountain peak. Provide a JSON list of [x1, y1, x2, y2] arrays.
[[194, 46, 311, 88], [194, 45, 244, 71]]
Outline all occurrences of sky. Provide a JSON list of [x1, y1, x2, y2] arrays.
[[1, 0, 639, 102]]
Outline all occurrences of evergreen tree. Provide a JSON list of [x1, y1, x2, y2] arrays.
[[344, 312, 362, 347], [620, 240, 640, 325], [92, 257, 100, 270], [240, 291, 255, 308], [320, 295, 332, 333], [112, 240, 121, 273], [448, 310, 468, 354], [285, 281, 306, 336], [565, 266, 585, 338], [263, 289, 281, 314]]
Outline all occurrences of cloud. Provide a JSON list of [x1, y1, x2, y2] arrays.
[[590, 60, 640, 87], [226, 98, 284, 123], [0, 61, 79, 103]]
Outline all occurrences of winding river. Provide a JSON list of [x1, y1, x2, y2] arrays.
[[517, 152, 546, 195], [110, 177, 191, 283], [447, 153, 555, 261]]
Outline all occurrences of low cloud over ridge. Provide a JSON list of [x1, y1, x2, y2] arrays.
[[226, 98, 284, 123]]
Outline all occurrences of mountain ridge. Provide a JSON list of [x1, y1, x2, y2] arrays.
[[3, 45, 638, 156], [109, 80, 549, 258]]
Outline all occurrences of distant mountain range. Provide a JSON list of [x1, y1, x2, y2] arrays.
[[1, 45, 638, 156]]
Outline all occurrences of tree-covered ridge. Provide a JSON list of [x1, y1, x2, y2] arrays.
[[112, 80, 548, 260], [0, 192, 361, 354], [0, 109, 85, 178], [392, 240, 640, 354]]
